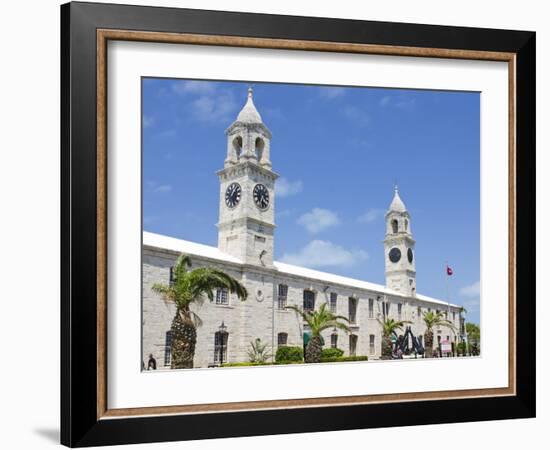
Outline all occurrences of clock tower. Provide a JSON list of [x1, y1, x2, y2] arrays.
[[384, 186, 417, 296], [217, 88, 278, 267]]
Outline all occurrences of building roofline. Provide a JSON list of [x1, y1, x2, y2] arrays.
[[143, 231, 461, 309]]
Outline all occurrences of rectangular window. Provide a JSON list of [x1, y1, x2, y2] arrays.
[[453, 311, 456, 321], [385, 302, 391, 317], [278, 284, 288, 309], [213, 332, 228, 364], [303, 290, 315, 312], [348, 297, 357, 324], [349, 334, 358, 356], [169, 266, 175, 287], [368, 298, 374, 318], [277, 332, 288, 347], [369, 334, 375, 355], [417, 306, 422, 319], [330, 292, 337, 313], [397, 303, 402, 319], [331, 334, 338, 348], [215, 288, 228, 305], [164, 331, 173, 367]]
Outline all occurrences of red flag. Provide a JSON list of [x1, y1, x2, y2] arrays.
[[446, 265, 453, 276]]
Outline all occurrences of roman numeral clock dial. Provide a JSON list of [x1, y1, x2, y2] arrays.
[[225, 182, 241, 208], [253, 184, 270, 210]]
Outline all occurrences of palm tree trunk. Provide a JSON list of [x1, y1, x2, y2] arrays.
[[424, 329, 434, 358], [381, 335, 393, 360], [170, 308, 196, 369], [305, 336, 323, 363]]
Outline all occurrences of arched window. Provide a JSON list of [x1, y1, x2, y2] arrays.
[[391, 219, 398, 233], [404, 219, 409, 231], [277, 332, 288, 347], [214, 331, 229, 364], [232, 136, 243, 160], [255, 137, 264, 161]]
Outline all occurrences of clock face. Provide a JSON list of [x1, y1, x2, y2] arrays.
[[225, 182, 241, 208], [389, 247, 401, 263], [407, 248, 414, 263], [253, 184, 270, 210]]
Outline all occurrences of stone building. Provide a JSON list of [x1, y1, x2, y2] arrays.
[[142, 88, 462, 369]]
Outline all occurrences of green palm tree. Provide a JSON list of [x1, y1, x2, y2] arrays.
[[422, 310, 456, 358], [286, 302, 351, 363], [152, 254, 247, 369], [377, 318, 412, 359]]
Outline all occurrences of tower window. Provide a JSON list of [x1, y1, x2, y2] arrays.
[[405, 219, 409, 231], [391, 219, 398, 233], [233, 136, 243, 160], [255, 137, 264, 161], [303, 290, 315, 312]]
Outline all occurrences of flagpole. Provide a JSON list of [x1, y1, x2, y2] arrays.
[[445, 261, 452, 356]]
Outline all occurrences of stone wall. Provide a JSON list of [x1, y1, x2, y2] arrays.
[[142, 245, 462, 369]]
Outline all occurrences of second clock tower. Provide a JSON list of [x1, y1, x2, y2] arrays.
[[217, 88, 278, 267], [384, 186, 417, 296]]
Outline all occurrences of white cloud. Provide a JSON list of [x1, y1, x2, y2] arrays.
[[380, 96, 391, 107], [459, 281, 480, 297], [297, 208, 340, 234], [462, 299, 480, 312], [319, 87, 346, 99], [172, 80, 216, 95], [147, 181, 172, 193], [357, 208, 384, 224], [170, 80, 238, 123], [280, 240, 368, 269], [192, 91, 237, 123], [276, 177, 303, 198], [143, 115, 155, 128], [379, 94, 416, 110], [342, 105, 370, 126]]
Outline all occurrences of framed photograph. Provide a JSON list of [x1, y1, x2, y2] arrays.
[[61, 1, 535, 447]]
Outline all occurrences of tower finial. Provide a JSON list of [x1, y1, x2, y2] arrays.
[[394, 183, 399, 194], [247, 85, 253, 99]]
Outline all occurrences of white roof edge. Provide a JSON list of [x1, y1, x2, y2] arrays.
[[143, 231, 461, 308]]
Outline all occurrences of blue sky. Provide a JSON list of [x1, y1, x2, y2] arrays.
[[142, 78, 480, 324]]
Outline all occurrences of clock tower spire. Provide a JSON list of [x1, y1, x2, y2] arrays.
[[217, 88, 278, 266], [384, 186, 417, 296]]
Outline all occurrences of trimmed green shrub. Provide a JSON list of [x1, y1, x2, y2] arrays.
[[320, 355, 369, 363], [321, 347, 344, 359], [221, 362, 271, 367], [275, 346, 304, 363]]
